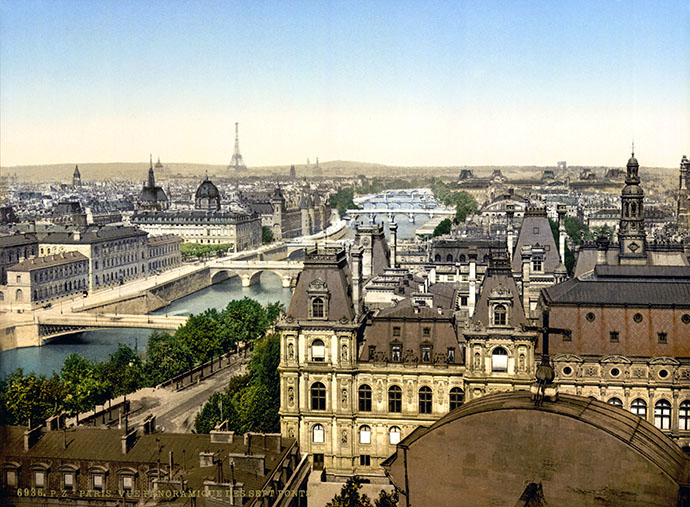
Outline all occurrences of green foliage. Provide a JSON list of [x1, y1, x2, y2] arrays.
[[0, 298, 284, 427], [180, 242, 233, 259], [375, 490, 399, 507], [143, 332, 195, 386], [262, 226, 274, 244], [326, 477, 373, 507], [432, 218, 452, 237], [194, 334, 281, 434], [430, 180, 478, 224], [329, 188, 360, 218]]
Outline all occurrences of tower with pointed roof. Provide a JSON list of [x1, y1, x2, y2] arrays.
[[618, 149, 646, 262], [137, 155, 169, 211], [72, 165, 82, 187]]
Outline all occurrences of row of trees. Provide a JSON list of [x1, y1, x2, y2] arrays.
[[180, 242, 234, 259], [0, 298, 283, 427]]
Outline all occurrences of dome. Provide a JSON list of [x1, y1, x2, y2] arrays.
[[627, 153, 639, 167], [622, 184, 644, 196], [195, 177, 221, 211]]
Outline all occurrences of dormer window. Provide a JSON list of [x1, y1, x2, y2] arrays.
[[421, 345, 432, 363], [393, 326, 401, 337], [423, 327, 430, 337], [532, 257, 543, 272], [493, 304, 507, 326], [312, 297, 324, 318], [391, 343, 402, 362]]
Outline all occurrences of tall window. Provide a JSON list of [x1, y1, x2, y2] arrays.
[[391, 343, 402, 362], [449, 387, 464, 410], [654, 400, 671, 430], [532, 257, 543, 272], [312, 424, 325, 443], [419, 386, 432, 414], [358, 384, 372, 412], [493, 305, 507, 326], [630, 399, 647, 419], [389, 386, 402, 413], [608, 398, 623, 407], [389, 426, 401, 445], [679, 401, 690, 431], [359, 425, 371, 444], [421, 345, 432, 363], [311, 382, 326, 410], [312, 297, 324, 318], [491, 347, 508, 372], [311, 339, 325, 362]]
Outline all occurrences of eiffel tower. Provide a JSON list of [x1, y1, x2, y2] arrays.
[[229, 122, 247, 172]]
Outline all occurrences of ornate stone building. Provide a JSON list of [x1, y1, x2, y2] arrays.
[[269, 188, 329, 240]]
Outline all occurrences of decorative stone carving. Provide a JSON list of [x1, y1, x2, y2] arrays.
[[341, 388, 348, 408], [341, 429, 348, 444], [287, 342, 294, 359], [341, 343, 348, 361], [287, 386, 295, 407]]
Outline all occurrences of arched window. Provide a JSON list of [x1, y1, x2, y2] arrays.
[[312, 424, 325, 443], [15, 289, 23, 302], [449, 387, 464, 410], [631, 202, 637, 217], [311, 339, 325, 362], [358, 384, 372, 412], [312, 297, 324, 318], [654, 400, 671, 430], [419, 386, 432, 414], [389, 386, 402, 413], [679, 401, 690, 431], [389, 426, 401, 445], [359, 425, 371, 444], [608, 397, 623, 407], [311, 382, 326, 411], [434, 254, 441, 262], [630, 399, 647, 419], [491, 347, 508, 372], [459, 254, 466, 262], [446, 254, 453, 262], [493, 305, 507, 326]]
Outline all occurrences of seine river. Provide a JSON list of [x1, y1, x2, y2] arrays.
[[0, 193, 436, 379], [0, 273, 293, 378]]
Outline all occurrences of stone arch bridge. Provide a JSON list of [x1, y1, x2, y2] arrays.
[[208, 260, 304, 288]]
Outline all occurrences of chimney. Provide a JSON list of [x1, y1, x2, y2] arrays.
[[72, 230, 81, 242], [468, 255, 477, 317], [521, 247, 532, 316], [389, 222, 398, 268], [23, 424, 43, 451], [557, 204, 567, 265], [351, 246, 363, 317], [596, 235, 609, 265], [121, 427, 137, 455], [506, 204, 515, 261]]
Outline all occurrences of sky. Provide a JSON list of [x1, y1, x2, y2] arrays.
[[1, 0, 689, 168]]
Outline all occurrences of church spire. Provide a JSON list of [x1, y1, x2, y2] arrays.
[[147, 154, 156, 188]]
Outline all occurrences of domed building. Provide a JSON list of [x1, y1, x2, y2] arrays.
[[195, 176, 221, 211], [137, 157, 169, 211]]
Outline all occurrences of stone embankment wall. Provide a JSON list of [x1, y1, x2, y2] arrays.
[[79, 268, 212, 315]]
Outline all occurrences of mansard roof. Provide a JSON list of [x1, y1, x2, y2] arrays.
[[511, 207, 560, 274], [472, 256, 528, 327], [286, 247, 355, 323]]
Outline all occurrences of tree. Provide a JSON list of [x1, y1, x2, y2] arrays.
[[326, 477, 373, 507], [61, 354, 107, 415], [262, 226, 274, 244], [432, 218, 452, 237], [375, 490, 399, 507], [2, 370, 64, 425], [448, 191, 478, 223], [175, 311, 223, 363], [143, 331, 194, 386], [329, 188, 360, 218]]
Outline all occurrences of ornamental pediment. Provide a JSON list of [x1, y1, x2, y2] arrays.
[[308, 278, 328, 290], [489, 285, 512, 299], [649, 356, 680, 366], [552, 353, 583, 363], [599, 355, 632, 365]]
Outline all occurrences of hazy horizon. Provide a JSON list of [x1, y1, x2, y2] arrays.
[[2, 1, 689, 168]]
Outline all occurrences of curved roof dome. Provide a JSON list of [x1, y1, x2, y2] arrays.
[[195, 178, 220, 199]]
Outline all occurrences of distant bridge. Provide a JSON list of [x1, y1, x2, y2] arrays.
[[207, 260, 304, 287], [37, 314, 188, 343], [345, 208, 455, 223]]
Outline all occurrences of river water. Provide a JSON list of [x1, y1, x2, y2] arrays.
[[0, 273, 293, 378]]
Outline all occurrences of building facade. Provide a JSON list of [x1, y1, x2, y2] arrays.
[[146, 234, 183, 273], [3, 252, 89, 309], [0, 233, 38, 286]]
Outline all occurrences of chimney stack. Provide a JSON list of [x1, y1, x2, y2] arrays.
[[351, 246, 363, 317], [389, 222, 398, 268], [557, 204, 567, 265]]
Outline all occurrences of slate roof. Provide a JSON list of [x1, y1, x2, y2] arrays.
[[472, 257, 528, 327], [543, 265, 690, 306], [131, 211, 258, 225], [286, 247, 355, 323], [8, 251, 88, 272], [0, 233, 38, 248], [41, 226, 147, 244], [511, 208, 560, 273]]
